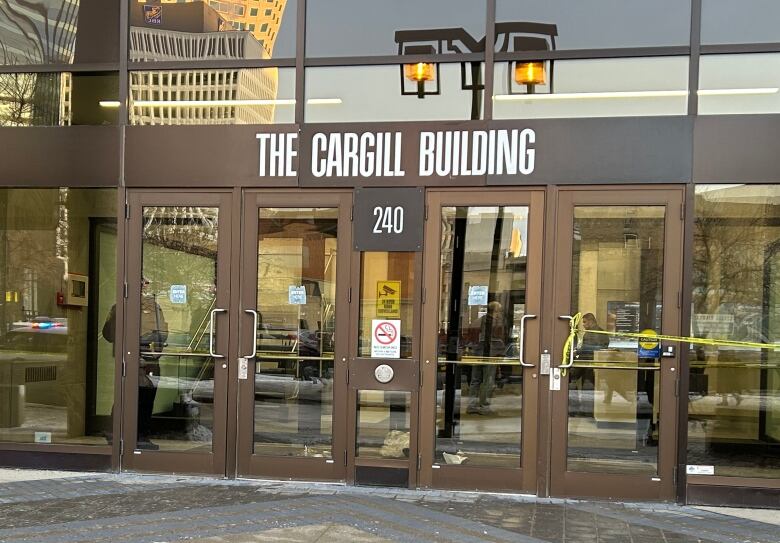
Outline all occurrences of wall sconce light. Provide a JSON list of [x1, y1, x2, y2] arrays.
[[514, 61, 546, 94], [400, 45, 440, 99], [500, 30, 557, 96]]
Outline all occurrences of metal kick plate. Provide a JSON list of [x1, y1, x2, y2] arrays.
[[540, 352, 551, 375], [238, 357, 249, 380], [549, 368, 561, 391]]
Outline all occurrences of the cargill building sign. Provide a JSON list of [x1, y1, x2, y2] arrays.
[[256, 128, 537, 180]]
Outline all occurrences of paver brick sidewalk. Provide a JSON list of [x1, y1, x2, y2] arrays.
[[0, 471, 776, 543]]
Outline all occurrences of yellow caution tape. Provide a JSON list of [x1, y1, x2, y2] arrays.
[[560, 312, 779, 376]]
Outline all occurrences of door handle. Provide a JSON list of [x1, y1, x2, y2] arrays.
[[243, 309, 259, 359], [519, 314, 536, 367], [209, 308, 227, 358], [558, 315, 575, 369]]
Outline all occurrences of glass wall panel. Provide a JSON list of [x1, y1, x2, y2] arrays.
[[0, 0, 119, 65], [129, 67, 294, 125], [701, 0, 780, 45], [496, 1, 691, 50], [139, 206, 219, 451], [0, 188, 117, 446], [0, 72, 118, 127], [129, 0, 296, 61], [493, 58, 689, 119], [688, 185, 780, 479], [568, 206, 666, 475], [252, 208, 338, 458], [356, 390, 411, 459], [306, 0, 486, 58], [358, 252, 415, 359], [305, 64, 485, 123], [699, 54, 780, 115], [435, 206, 529, 468]]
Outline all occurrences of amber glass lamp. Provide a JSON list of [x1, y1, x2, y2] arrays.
[[514, 61, 546, 93], [403, 62, 436, 99]]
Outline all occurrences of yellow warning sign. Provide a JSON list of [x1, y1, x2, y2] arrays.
[[376, 280, 401, 318], [639, 329, 659, 350]]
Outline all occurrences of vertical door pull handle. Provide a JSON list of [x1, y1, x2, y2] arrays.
[[519, 314, 537, 367], [209, 308, 227, 358], [243, 309, 259, 359]]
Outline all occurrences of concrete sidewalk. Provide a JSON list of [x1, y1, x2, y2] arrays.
[[0, 469, 776, 543]]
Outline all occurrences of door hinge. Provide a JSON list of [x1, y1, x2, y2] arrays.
[[675, 377, 680, 397], [422, 287, 426, 304], [424, 205, 428, 220], [124, 202, 130, 220], [677, 291, 682, 308], [344, 450, 348, 466], [350, 206, 354, 221], [123, 282, 128, 299], [417, 454, 422, 471], [121, 357, 126, 377], [672, 466, 678, 485], [119, 438, 124, 456], [348, 287, 352, 304], [680, 202, 685, 221]]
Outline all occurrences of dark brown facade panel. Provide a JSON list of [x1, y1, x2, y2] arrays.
[[488, 117, 693, 185], [73, 0, 121, 64], [693, 115, 780, 183], [686, 484, 780, 508], [125, 125, 299, 188], [0, 127, 119, 187], [0, 451, 112, 472]]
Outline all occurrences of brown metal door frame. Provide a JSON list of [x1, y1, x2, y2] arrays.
[[122, 190, 233, 475], [346, 241, 424, 487], [418, 188, 545, 492], [548, 185, 684, 501], [236, 190, 352, 481]]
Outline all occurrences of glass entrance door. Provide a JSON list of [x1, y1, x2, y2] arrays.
[[419, 190, 545, 492], [549, 188, 684, 500], [347, 250, 422, 487], [123, 191, 232, 474], [236, 191, 351, 480]]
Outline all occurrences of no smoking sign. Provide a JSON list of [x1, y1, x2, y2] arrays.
[[371, 319, 401, 358]]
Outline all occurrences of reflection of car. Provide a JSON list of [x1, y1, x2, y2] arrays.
[[0, 319, 69, 427], [189, 372, 331, 404]]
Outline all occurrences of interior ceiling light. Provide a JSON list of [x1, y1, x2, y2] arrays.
[[120, 98, 343, 107], [493, 88, 778, 101]]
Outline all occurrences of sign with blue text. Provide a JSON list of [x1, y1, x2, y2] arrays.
[[169, 284, 187, 304]]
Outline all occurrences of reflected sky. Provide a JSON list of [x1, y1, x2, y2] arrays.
[[305, 63, 484, 123], [306, 0, 486, 58], [496, 0, 691, 50], [701, 0, 780, 45]]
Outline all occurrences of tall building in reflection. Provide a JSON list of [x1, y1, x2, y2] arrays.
[[0, 1, 80, 65], [130, 0, 289, 125]]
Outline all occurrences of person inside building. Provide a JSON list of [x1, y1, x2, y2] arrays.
[[103, 276, 168, 450], [467, 301, 507, 415]]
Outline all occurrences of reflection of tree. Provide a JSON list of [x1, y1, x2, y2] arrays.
[[0, 42, 63, 126], [693, 200, 778, 341]]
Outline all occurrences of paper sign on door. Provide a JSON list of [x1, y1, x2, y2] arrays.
[[371, 319, 401, 358]]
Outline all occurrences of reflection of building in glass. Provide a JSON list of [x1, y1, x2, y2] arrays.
[[130, 1, 286, 125], [0, 1, 80, 65], [0, 1, 79, 126], [135, 0, 288, 57]]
